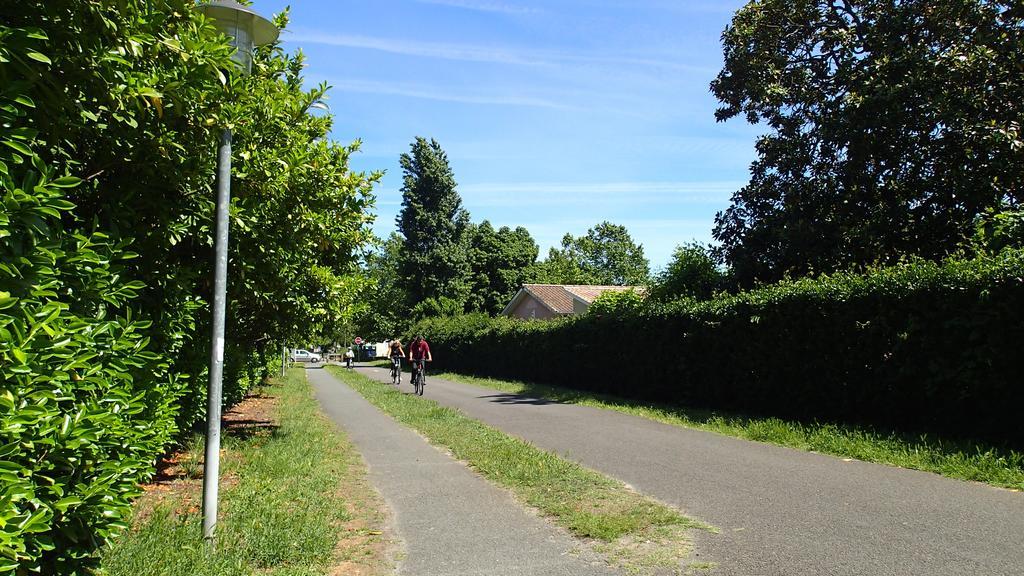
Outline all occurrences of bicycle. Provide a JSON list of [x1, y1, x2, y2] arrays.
[[390, 355, 402, 386], [411, 359, 426, 396]]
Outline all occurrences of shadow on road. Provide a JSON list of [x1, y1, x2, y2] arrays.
[[478, 393, 555, 406]]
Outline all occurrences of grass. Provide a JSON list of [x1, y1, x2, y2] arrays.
[[100, 368, 391, 576], [436, 371, 1024, 491], [327, 365, 713, 574]]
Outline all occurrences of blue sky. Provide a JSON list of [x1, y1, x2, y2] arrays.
[[256, 0, 758, 269]]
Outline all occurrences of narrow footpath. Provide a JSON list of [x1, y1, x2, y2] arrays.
[[307, 367, 619, 576], [356, 364, 1024, 576]]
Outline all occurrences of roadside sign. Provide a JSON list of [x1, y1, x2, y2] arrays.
[[354, 337, 363, 345]]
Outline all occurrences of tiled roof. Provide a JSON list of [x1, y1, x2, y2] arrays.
[[522, 284, 575, 314], [563, 285, 638, 304], [521, 284, 641, 314]]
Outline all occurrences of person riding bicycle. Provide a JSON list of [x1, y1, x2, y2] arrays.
[[407, 335, 432, 392], [389, 339, 405, 360], [388, 339, 405, 384]]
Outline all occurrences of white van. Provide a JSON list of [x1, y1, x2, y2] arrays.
[[290, 349, 321, 363]]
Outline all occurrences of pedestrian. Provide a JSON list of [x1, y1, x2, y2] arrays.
[[344, 347, 354, 368]]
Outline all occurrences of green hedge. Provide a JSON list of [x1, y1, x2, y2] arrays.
[[413, 251, 1024, 447], [1, 1, 372, 573], [0, 158, 174, 573]]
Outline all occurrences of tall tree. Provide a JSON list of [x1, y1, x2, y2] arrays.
[[535, 222, 650, 285], [650, 242, 724, 301], [530, 244, 600, 285], [711, 0, 1024, 284], [466, 221, 539, 314], [396, 137, 472, 307], [354, 233, 407, 340]]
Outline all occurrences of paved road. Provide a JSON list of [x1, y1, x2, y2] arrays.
[[356, 364, 1024, 576], [308, 368, 619, 576]]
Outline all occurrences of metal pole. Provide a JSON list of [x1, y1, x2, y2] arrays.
[[202, 127, 232, 541], [280, 344, 287, 377]]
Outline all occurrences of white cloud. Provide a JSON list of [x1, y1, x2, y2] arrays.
[[458, 180, 743, 207], [289, 30, 714, 73], [328, 78, 572, 109], [291, 31, 544, 66], [367, 183, 734, 266], [480, 217, 719, 267]]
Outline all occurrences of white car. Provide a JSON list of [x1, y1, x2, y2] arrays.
[[290, 349, 321, 363]]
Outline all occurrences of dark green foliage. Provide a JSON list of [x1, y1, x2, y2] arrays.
[[0, 170, 168, 575], [529, 245, 596, 285], [533, 222, 650, 286], [1, 1, 375, 572], [396, 137, 472, 307], [0, 109, 172, 574], [390, 140, 539, 320], [973, 207, 1024, 254], [712, 0, 1024, 284], [649, 243, 724, 301], [413, 251, 1024, 447], [410, 295, 468, 321], [0, 22, 174, 573], [466, 222, 539, 314], [354, 234, 407, 341], [587, 290, 646, 316]]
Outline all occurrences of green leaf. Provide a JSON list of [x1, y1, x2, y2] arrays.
[[10, 348, 27, 364], [50, 176, 82, 188], [25, 52, 51, 65], [1, 140, 32, 156], [49, 199, 77, 210], [54, 496, 83, 513], [19, 509, 52, 533]]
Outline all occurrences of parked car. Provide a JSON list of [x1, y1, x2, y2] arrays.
[[290, 349, 321, 363]]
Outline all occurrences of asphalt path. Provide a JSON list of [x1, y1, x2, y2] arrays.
[[355, 364, 1024, 576], [308, 367, 619, 576]]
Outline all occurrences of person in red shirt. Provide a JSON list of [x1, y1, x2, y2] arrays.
[[407, 335, 432, 395], [408, 335, 432, 363]]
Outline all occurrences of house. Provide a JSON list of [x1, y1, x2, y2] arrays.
[[500, 284, 642, 319]]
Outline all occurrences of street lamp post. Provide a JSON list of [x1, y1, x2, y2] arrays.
[[196, 0, 278, 541]]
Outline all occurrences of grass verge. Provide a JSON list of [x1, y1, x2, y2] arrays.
[[437, 371, 1024, 491], [100, 368, 392, 576], [326, 366, 713, 575]]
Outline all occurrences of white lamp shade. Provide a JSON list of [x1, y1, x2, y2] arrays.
[[197, 1, 279, 75]]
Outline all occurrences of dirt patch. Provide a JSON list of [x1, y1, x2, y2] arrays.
[[130, 391, 282, 527], [595, 524, 696, 576], [223, 390, 280, 440]]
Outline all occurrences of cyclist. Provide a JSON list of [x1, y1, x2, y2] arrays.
[[388, 339, 405, 385], [407, 335, 432, 395]]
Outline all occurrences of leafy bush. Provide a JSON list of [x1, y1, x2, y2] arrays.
[[0, 22, 178, 573], [974, 207, 1024, 254], [587, 290, 646, 316], [649, 242, 724, 301], [0, 145, 175, 574], [1, 1, 375, 572], [413, 251, 1024, 447]]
